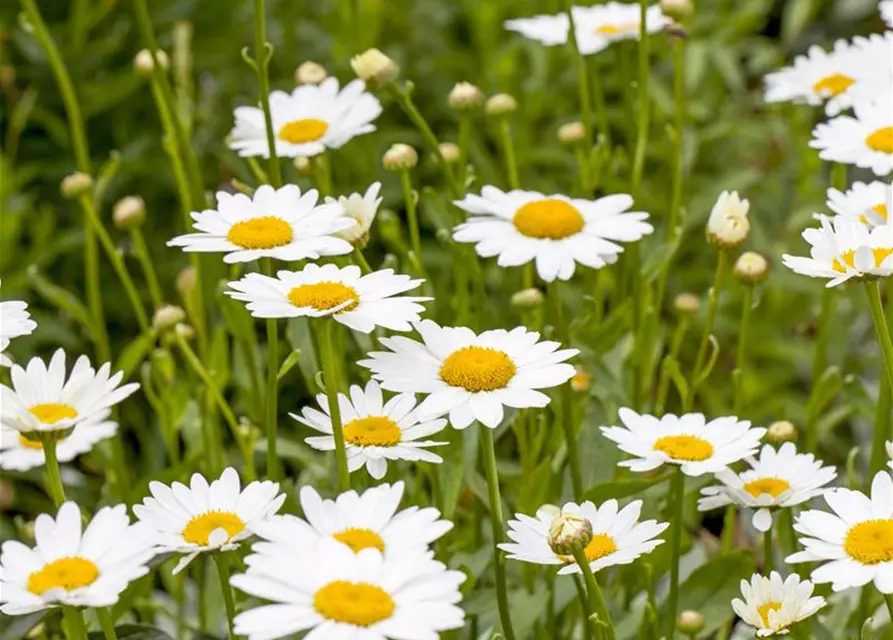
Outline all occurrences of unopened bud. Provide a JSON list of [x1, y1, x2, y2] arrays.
[[176, 265, 197, 297], [485, 93, 517, 117], [676, 610, 705, 634], [571, 366, 591, 393], [766, 420, 798, 444], [293, 156, 312, 175], [558, 121, 586, 145], [383, 143, 418, 171], [60, 172, 93, 200], [511, 288, 544, 309], [439, 142, 461, 164], [175, 323, 195, 340], [707, 190, 750, 248], [134, 49, 169, 76], [547, 512, 593, 556], [734, 251, 769, 284], [350, 48, 399, 88], [448, 82, 484, 111], [295, 61, 327, 85], [674, 292, 701, 314], [661, 0, 694, 17], [113, 196, 146, 229], [152, 305, 187, 331]]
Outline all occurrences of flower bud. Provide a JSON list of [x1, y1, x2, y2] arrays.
[[350, 48, 399, 88], [485, 93, 517, 117], [558, 121, 586, 145], [295, 61, 327, 85], [329, 184, 382, 248], [176, 265, 197, 298], [152, 305, 187, 331], [707, 190, 750, 248], [511, 288, 544, 309], [293, 156, 312, 175], [547, 512, 593, 556], [674, 292, 701, 314], [676, 610, 705, 634], [571, 366, 591, 393], [448, 82, 484, 111], [133, 49, 169, 76], [766, 420, 798, 444], [112, 196, 146, 229], [383, 143, 419, 172], [439, 142, 461, 165], [734, 251, 769, 284], [661, 0, 693, 17], [60, 172, 93, 200], [175, 323, 195, 340], [0, 480, 15, 510]]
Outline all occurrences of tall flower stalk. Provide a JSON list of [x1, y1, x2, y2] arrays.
[[865, 280, 893, 475], [665, 468, 686, 640], [563, 0, 594, 193], [261, 259, 281, 481], [252, 0, 282, 187], [318, 320, 351, 492]]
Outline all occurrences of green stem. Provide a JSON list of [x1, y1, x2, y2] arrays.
[[213, 553, 237, 640], [763, 525, 774, 574], [261, 258, 281, 480], [573, 576, 596, 640], [572, 549, 615, 640], [97, 608, 118, 640], [564, 0, 593, 157], [42, 437, 66, 507], [399, 169, 422, 264], [668, 36, 685, 242], [457, 116, 472, 188], [479, 427, 517, 640], [630, 0, 651, 194], [497, 119, 519, 189], [720, 504, 737, 554], [131, 227, 164, 310], [252, 0, 282, 186], [353, 249, 373, 274], [61, 606, 89, 640], [733, 285, 754, 414], [686, 250, 727, 409], [885, 594, 893, 630], [866, 281, 893, 478], [319, 320, 351, 492], [313, 153, 332, 197], [665, 467, 686, 640]]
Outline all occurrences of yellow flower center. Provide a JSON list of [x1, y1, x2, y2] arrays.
[[27, 557, 100, 595], [18, 434, 49, 450], [278, 118, 329, 144], [866, 127, 893, 154], [29, 403, 78, 425], [653, 435, 714, 462], [757, 602, 783, 628], [843, 519, 893, 565], [287, 282, 360, 313], [595, 22, 639, 35], [559, 533, 618, 564], [831, 248, 893, 273], [226, 216, 293, 250], [314, 581, 395, 627], [439, 346, 517, 392], [333, 528, 387, 554], [862, 203, 890, 225], [743, 477, 791, 499], [343, 416, 401, 447], [512, 199, 585, 240], [181, 511, 246, 546], [812, 73, 855, 97]]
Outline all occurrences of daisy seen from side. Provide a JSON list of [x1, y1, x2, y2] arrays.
[[0, 415, 117, 472], [731, 572, 826, 637], [0, 296, 37, 367], [826, 180, 892, 228], [327, 181, 382, 247], [810, 90, 893, 176]]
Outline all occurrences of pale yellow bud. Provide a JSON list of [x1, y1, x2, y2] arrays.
[[674, 292, 701, 314], [350, 48, 399, 88], [547, 512, 593, 556], [175, 323, 195, 340], [60, 172, 93, 200], [485, 93, 517, 117], [676, 610, 705, 634], [511, 288, 544, 309], [176, 265, 197, 297], [293, 156, 312, 175], [766, 420, 798, 444], [113, 196, 146, 229], [295, 61, 327, 85], [152, 305, 187, 331], [439, 142, 461, 164], [571, 366, 591, 393], [558, 121, 586, 145], [383, 143, 419, 171], [734, 251, 769, 284], [661, 0, 693, 17], [448, 82, 484, 111], [133, 49, 169, 76], [707, 190, 750, 248]]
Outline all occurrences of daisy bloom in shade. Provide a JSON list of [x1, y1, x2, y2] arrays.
[[500, 499, 668, 575], [327, 182, 382, 247], [1, 349, 139, 436], [782, 215, 893, 287], [811, 91, 893, 176], [133, 467, 284, 573], [732, 572, 826, 637], [229, 78, 382, 159], [252, 482, 452, 559], [453, 186, 653, 282], [827, 180, 892, 228], [359, 320, 578, 429], [0, 502, 155, 615], [168, 185, 353, 264], [226, 263, 428, 333], [698, 443, 837, 532], [0, 416, 117, 471], [232, 538, 465, 640], [786, 471, 893, 594], [291, 381, 447, 479], [0, 296, 37, 367], [600, 408, 766, 477]]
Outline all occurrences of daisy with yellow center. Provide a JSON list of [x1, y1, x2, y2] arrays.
[[699, 443, 837, 532], [0, 417, 117, 472], [452, 187, 653, 282], [787, 471, 893, 594], [358, 320, 578, 429], [826, 180, 892, 229], [229, 77, 382, 159], [732, 572, 826, 637], [231, 538, 465, 640], [811, 91, 893, 177], [500, 499, 668, 575], [291, 381, 448, 479], [226, 263, 430, 334], [0, 502, 155, 615], [167, 184, 354, 264], [133, 467, 284, 574]]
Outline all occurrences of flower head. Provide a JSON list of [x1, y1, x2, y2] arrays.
[[811, 90, 893, 177], [731, 572, 826, 636], [0, 297, 37, 367], [707, 190, 750, 247], [826, 180, 891, 228], [1, 417, 116, 471], [734, 251, 770, 283], [448, 82, 484, 111], [295, 61, 327, 85], [350, 48, 399, 87], [327, 182, 382, 246]]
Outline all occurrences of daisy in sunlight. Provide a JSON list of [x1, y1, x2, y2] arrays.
[[327, 181, 382, 247], [732, 572, 825, 637], [764, 39, 859, 116], [0, 416, 116, 471], [826, 180, 891, 228], [811, 90, 893, 176]]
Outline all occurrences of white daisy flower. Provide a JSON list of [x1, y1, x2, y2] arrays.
[[731, 572, 826, 637], [883, 1, 893, 28], [782, 215, 893, 287], [0, 349, 139, 436], [810, 91, 893, 176], [827, 180, 892, 228], [326, 182, 382, 246], [0, 502, 155, 615], [843, 33, 893, 108], [358, 320, 579, 429], [133, 467, 285, 574], [0, 415, 117, 472], [0, 298, 37, 367], [231, 538, 465, 640], [168, 185, 354, 264], [225, 263, 429, 334], [786, 471, 893, 594], [251, 482, 452, 558], [229, 78, 382, 159], [500, 499, 668, 575], [290, 381, 447, 479], [698, 443, 837, 533], [452, 186, 653, 283], [764, 40, 860, 116], [600, 408, 767, 477]]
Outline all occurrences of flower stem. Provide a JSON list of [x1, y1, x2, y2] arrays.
[[97, 607, 118, 640], [763, 525, 773, 574], [564, 0, 593, 166], [61, 606, 89, 640], [130, 227, 164, 311], [479, 427, 517, 640], [41, 437, 66, 507], [313, 153, 332, 197], [213, 553, 237, 640], [631, 0, 651, 194], [885, 594, 893, 627], [497, 118, 520, 189], [399, 169, 422, 265], [733, 284, 753, 415], [686, 249, 727, 409], [319, 319, 351, 492], [866, 280, 893, 477], [572, 549, 615, 640], [665, 467, 686, 640], [261, 258, 281, 481], [457, 115, 472, 188], [253, 0, 282, 187]]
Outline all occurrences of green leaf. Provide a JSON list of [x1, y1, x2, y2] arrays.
[[87, 624, 174, 640], [516, 459, 553, 516], [115, 329, 158, 382], [28, 266, 94, 339], [277, 348, 302, 382], [583, 473, 670, 504]]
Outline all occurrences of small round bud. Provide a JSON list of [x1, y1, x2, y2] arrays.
[[237, 417, 261, 442], [674, 292, 701, 314], [661, 0, 694, 17], [485, 93, 517, 117], [176, 265, 197, 297], [571, 366, 591, 393], [174, 323, 195, 340], [293, 156, 312, 175], [439, 142, 461, 165], [707, 190, 750, 248], [448, 82, 484, 111], [60, 172, 93, 200], [295, 61, 327, 85], [766, 420, 798, 444], [0, 480, 15, 510], [152, 304, 187, 331], [113, 196, 146, 229], [734, 251, 769, 284], [676, 610, 705, 634], [350, 48, 399, 88], [382, 143, 419, 172], [547, 512, 593, 556], [558, 121, 586, 145], [133, 49, 169, 76], [511, 288, 544, 309]]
